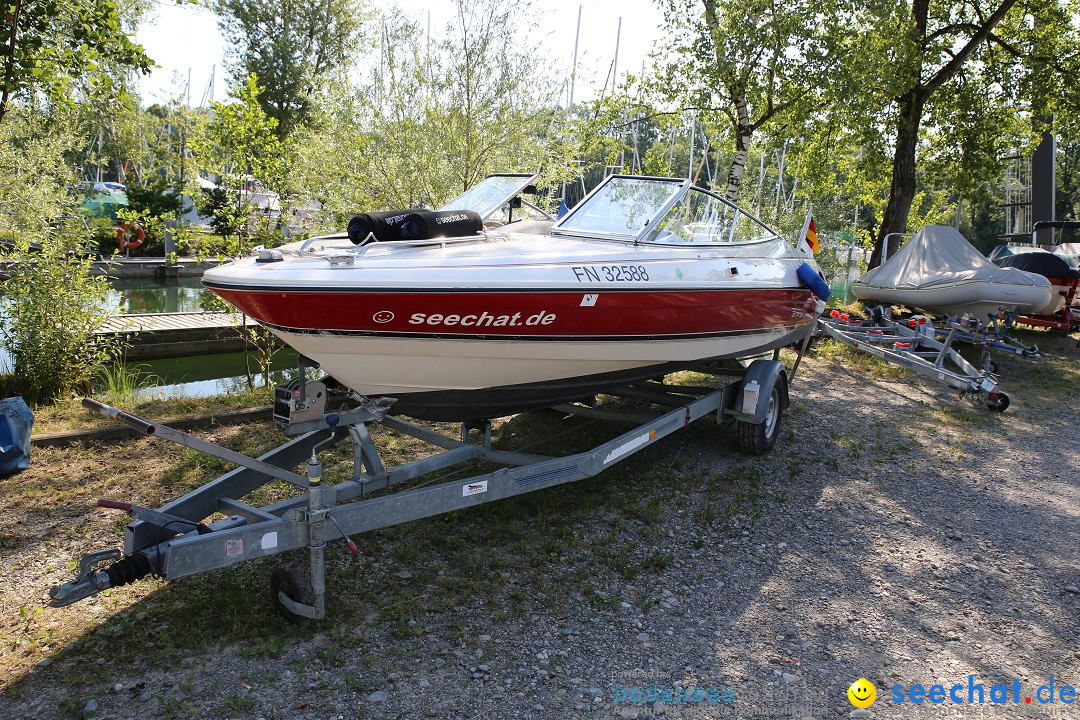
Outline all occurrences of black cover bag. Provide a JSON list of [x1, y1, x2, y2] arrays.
[[347, 210, 414, 244], [400, 210, 484, 240]]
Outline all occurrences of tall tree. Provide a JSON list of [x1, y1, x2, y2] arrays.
[[214, 0, 369, 138], [0, 0, 152, 126], [649, 0, 821, 201], [439, 0, 563, 192], [824, 0, 1080, 265]]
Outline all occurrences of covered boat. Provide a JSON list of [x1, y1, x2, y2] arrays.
[[852, 225, 1052, 319], [203, 174, 825, 421], [994, 250, 1080, 315], [1054, 242, 1080, 268]]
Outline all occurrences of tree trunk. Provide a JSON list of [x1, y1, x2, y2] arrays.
[[870, 91, 924, 268], [725, 92, 752, 202], [0, 0, 22, 127]]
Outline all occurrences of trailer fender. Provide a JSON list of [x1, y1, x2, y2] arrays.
[[723, 359, 789, 425]]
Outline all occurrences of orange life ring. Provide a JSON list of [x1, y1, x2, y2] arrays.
[[117, 223, 145, 250]]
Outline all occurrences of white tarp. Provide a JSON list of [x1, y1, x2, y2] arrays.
[[857, 225, 1048, 290], [1054, 243, 1080, 268]]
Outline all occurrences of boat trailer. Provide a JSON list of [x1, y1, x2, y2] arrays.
[[935, 310, 1042, 365], [49, 357, 796, 622], [817, 308, 1012, 412]]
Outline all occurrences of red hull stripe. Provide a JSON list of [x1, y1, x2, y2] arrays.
[[208, 287, 817, 337]]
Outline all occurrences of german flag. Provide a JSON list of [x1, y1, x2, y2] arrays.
[[805, 218, 820, 253]]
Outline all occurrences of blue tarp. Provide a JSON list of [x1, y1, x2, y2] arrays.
[[0, 396, 33, 477]]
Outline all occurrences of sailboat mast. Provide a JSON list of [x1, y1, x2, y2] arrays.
[[568, 4, 581, 109], [688, 112, 696, 181], [561, 5, 584, 214]]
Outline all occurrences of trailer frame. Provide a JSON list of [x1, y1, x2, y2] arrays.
[[817, 308, 1011, 412], [50, 357, 795, 621]]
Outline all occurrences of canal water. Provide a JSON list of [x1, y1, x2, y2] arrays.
[[2, 277, 297, 399], [107, 276, 215, 314]]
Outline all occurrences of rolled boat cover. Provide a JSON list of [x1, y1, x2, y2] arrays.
[[855, 225, 1051, 291], [0, 396, 33, 478], [400, 210, 484, 240], [347, 210, 414, 244], [998, 251, 1080, 280]]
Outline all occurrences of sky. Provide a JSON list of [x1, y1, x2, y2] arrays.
[[134, 0, 668, 107]]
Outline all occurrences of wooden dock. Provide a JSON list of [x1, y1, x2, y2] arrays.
[[95, 312, 264, 360]]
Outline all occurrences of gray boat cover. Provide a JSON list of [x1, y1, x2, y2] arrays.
[[1054, 243, 1080, 268], [857, 225, 1047, 290]]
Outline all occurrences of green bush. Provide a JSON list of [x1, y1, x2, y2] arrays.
[[0, 234, 119, 404], [123, 178, 185, 255], [85, 216, 119, 257], [196, 186, 248, 254]]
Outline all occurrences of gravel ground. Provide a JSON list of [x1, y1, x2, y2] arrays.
[[1, 337, 1078, 720]]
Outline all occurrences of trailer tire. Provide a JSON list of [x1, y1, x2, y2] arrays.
[[986, 393, 1010, 413], [737, 384, 783, 455], [270, 564, 313, 624]]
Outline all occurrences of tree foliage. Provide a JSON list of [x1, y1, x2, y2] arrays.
[[295, 0, 583, 229], [191, 74, 288, 254], [214, 0, 369, 138], [808, 0, 1080, 264], [648, 0, 822, 201], [0, 0, 152, 125], [642, 0, 1080, 261]]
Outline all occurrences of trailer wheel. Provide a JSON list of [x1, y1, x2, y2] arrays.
[[270, 565, 313, 624], [985, 393, 1010, 413], [737, 385, 783, 455]]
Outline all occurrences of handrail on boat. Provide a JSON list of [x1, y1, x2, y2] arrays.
[[299, 231, 498, 256]]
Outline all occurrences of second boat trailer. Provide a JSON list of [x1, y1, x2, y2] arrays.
[[817, 307, 1012, 412], [49, 355, 797, 622]]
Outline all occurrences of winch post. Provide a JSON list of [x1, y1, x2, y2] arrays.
[[304, 455, 328, 621]]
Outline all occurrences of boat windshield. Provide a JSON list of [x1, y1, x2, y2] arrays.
[[554, 177, 681, 238], [439, 174, 537, 219], [645, 187, 782, 245]]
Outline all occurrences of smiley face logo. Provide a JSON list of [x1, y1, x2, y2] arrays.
[[848, 678, 876, 708], [372, 310, 394, 324]]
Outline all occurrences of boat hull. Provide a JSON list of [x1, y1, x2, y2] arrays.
[[267, 323, 809, 420], [851, 279, 1053, 319], [1034, 278, 1074, 315], [208, 285, 817, 420]]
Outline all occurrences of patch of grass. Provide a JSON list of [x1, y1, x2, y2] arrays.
[[812, 338, 910, 380], [695, 504, 718, 525], [223, 694, 256, 712], [98, 362, 163, 406], [642, 551, 674, 572], [30, 386, 275, 434]]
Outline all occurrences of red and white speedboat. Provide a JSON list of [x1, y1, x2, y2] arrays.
[[203, 175, 825, 420]]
